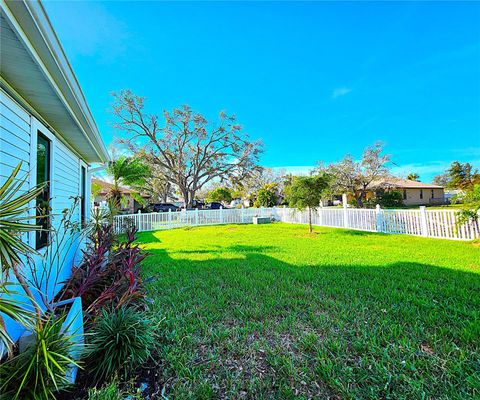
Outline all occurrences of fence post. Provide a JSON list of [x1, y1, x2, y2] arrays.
[[195, 207, 199, 226], [376, 204, 383, 232], [241, 206, 245, 223], [342, 194, 348, 228], [168, 208, 172, 228], [477, 210, 480, 238], [420, 206, 429, 237], [220, 206, 223, 224]]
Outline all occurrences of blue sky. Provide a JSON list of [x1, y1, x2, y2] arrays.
[[44, 1, 480, 182]]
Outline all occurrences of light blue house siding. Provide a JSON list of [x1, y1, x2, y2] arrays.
[[0, 0, 109, 350]]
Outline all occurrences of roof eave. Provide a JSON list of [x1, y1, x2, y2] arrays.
[[1, 0, 110, 163]]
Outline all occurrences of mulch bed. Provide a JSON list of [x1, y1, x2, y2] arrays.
[[57, 351, 166, 400]]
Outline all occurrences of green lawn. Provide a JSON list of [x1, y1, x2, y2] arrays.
[[138, 223, 480, 400]]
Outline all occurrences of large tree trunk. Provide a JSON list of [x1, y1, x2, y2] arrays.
[[180, 187, 189, 208], [355, 192, 364, 208], [190, 190, 197, 208], [161, 182, 171, 203], [308, 207, 313, 233]]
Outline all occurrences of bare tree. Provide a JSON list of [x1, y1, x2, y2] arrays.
[[233, 167, 285, 203], [317, 142, 391, 207], [111, 90, 262, 207]]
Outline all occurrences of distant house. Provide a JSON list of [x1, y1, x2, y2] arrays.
[[370, 179, 445, 206], [92, 178, 150, 213], [1, 1, 109, 344]]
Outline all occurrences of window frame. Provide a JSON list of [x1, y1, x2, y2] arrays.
[[79, 161, 88, 226], [35, 132, 51, 249], [419, 189, 423, 200], [29, 117, 56, 252]]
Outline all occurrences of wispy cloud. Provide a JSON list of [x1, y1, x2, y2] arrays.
[[391, 161, 451, 179], [271, 166, 315, 176], [391, 160, 478, 183], [331, 87, 352, 99]]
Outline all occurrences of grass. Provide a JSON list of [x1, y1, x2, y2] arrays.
[[138, 223, 480, 400]]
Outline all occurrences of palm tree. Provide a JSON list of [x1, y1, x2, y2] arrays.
[[105, 156, 150, 210], [406, 173, 420, 181]]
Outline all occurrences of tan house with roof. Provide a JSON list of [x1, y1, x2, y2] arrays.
[[371, 178, 445, 206]]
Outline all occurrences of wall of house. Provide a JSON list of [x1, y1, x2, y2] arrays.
[[94, 193, 137, 213], [1, 88, 88, 345], [402, 188, 444, 206]]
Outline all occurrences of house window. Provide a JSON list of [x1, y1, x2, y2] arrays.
[[420, 189, 423, 200], [36, 132, 51, 249], [80, 166, 86, 226], [403, 189, 407, 200], [431, 189, 434, 199]]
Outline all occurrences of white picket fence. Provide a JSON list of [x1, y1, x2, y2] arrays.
[[114, 206, 480, 241]]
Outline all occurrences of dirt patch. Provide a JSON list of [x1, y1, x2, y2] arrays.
[[56, 351, 166, 399]]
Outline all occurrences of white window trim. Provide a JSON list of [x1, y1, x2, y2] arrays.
[[29, 116, 56, 253], [79, 160, 88, 223]]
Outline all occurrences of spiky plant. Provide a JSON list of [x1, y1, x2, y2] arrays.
[[86, 307, 156, 381], [0, 162, 45, 274], [0, 162, 46, 338], [0, 282, 36, 355], [0, 312, 80, 399]]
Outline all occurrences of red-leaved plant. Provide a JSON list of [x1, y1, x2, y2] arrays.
[[63, 224, 148, 318], [62, 223, 115, 312], [87, 227, 147, 314]]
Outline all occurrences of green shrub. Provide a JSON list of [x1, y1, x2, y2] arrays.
[[254, 183, 278, 207], [0, 313, 79, 400], [368, 189, 404, 208], [86, 307, 156, 381], [206, 187, 232, 203]]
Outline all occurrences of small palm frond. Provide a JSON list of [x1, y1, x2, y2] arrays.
[[130, 192, 147, 207]]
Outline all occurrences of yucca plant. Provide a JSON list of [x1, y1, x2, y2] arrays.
[[0, 282, 36, 355], [0, 312, 80, 400], [0, 162, 46, 345], [0, 162, 46, 317], [86, 307, 156, 381], [0, 162, 45, 274]]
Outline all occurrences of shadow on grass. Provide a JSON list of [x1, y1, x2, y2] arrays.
[[136, 231, 163, 244], [143, 246, 480, 330], [141, 246, 480, 398]]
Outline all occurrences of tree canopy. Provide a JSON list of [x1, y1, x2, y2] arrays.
[[254, 183, 278, 207], [206, 187, 233, 204], [432, 161, 480, 190], [317, 142, 391, 207], [447, 162, 479, 189], [406, 173, 420, 181], [112, 90, 262, 207], [285, 174, 330, 232], [106, 156, 150, 190]]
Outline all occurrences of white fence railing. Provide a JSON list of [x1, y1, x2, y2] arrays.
[[114, 206, 480, 241]]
